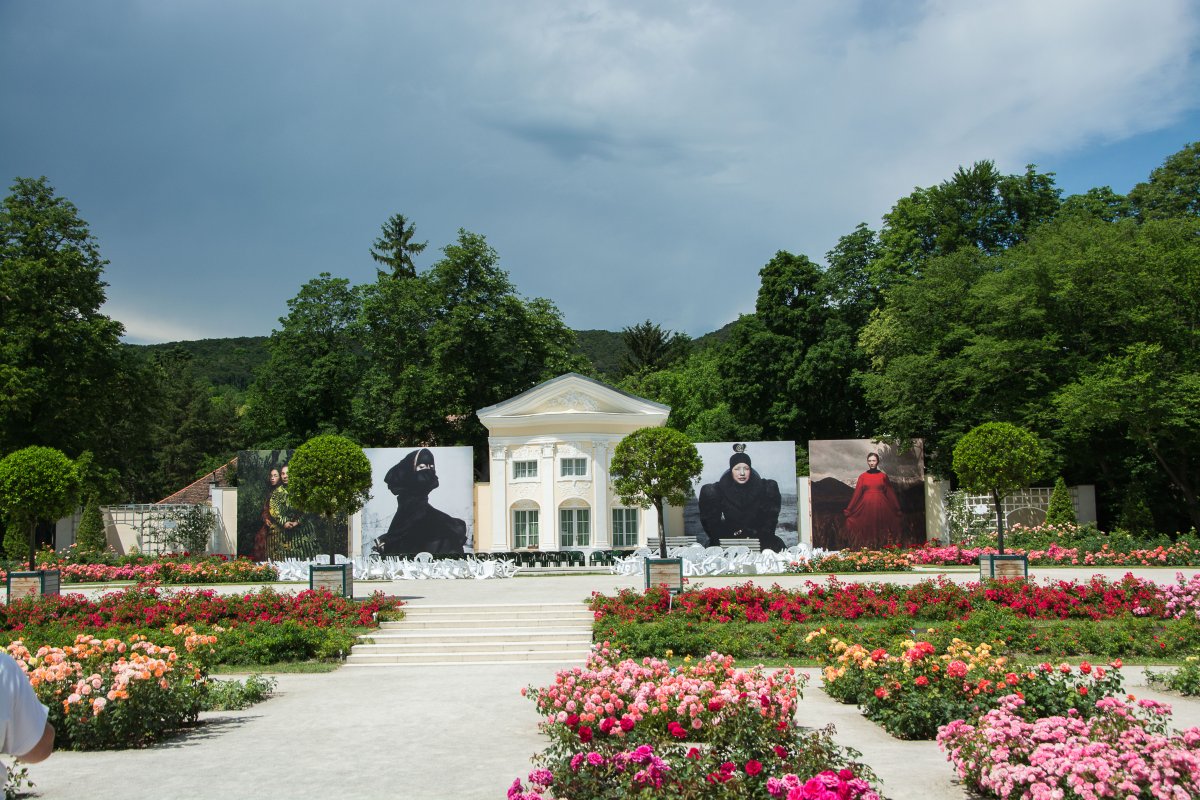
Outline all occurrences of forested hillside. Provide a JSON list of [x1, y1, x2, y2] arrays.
[[126, 337, 270, 390]]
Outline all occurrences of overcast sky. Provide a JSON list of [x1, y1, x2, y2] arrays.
[[2, 1, 1198, 344]]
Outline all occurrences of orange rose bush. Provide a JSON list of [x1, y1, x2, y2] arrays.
[[813, 630, 1129, 740], [7, 626, 216, 749]]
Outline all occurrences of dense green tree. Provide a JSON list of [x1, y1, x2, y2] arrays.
[[287, 434, 372, 564], [609, 427, 703, 558], [145, 347, 240, 498], [1058, 187, 1133, 223], [369, 213, 427, 278], [244, 273, 363, 447], [1129, 141, 1200, 220], [1055, 342, 1200, 530], [718, 253, 825, 441], [620, 347, 763, 443], [0, 446, 79, 565], [952, 422, 1046, 552], [86, 350, 164, 501], [354, 229, 586, 472], [0, 177, 125, 459], [619, 320, 691, 377], [874, 161, 1060, 287]]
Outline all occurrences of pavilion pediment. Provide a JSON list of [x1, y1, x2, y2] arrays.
[[477, 373, 668, 433]]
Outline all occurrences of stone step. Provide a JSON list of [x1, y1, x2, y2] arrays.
[[363, 628, 589, 641], [345, 649, 589, 666], [384, 615, 591, 629], [340, 657, 588, 671], [349, 601, 594, 667], [352, 639, 591, 654], [398, 602, 591, 615]]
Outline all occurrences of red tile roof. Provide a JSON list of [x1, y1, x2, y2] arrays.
[[155, 457, 237, 505]]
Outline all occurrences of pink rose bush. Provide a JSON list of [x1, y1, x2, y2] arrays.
[[766, 769, 880, 800], [938, 693, 1200, 799], [510, 644, 883, 798], [527, 643, 803, 752], [1138, 572, 1200, 621]]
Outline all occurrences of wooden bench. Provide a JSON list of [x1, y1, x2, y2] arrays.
[[647, 536, 698, 552], [718, 539, 762, 553]]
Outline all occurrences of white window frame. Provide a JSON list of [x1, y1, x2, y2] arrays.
[[559, 457, 588, 478], [612, 508, 639, 548], [512, 460, 538, 480], [559, 507, 591, 548], [513, 508, 539, 549]]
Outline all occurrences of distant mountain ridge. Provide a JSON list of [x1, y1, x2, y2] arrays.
[[125, 320, 740, 390]]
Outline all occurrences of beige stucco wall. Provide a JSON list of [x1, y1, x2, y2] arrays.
[[926, 478, 949, 541], [473, 482, 492, 552]]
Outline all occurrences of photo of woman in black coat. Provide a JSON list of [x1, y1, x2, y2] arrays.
[[697, 443, 786, 551]]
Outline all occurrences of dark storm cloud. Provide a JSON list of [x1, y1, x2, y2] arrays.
[[1, 1, 1197, 343]]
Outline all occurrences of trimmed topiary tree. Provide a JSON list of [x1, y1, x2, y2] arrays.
[[286, 435, 372, 564], [1044, 477, 1077, 527], [610, 427, 703, 559], [952, 423, 1046, 554], [75, 497, 108, 554], [0, 446, 80, 568]]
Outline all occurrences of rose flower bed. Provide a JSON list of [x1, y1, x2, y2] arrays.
[[2, 548, 280, 584], [906, 541, 1200, 569], [0, 585, 402, 666], [6, 627, 217, 750], [787, 549, 916, 573], [508, 644, 883, 799], [590, 577, 1200, 661]]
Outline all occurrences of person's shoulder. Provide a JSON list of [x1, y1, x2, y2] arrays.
[[0, 651, 25, 685], [430, 506, 467, 530]]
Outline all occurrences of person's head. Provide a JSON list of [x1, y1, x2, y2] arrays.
[[281, 465, 289, 484], [268, 468, 280, 487], [385, 448, 439, 496], [729, 444, 752, 484], [866, 452, 879, 469]]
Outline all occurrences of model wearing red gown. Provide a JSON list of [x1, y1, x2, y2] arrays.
[[842, 468, 902, 548]]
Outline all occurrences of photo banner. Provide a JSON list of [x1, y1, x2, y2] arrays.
[[361, 447, 474, 555], [808, 439, 926, 551], [236, 450, 345, 561], [683, 441, 799, 550]]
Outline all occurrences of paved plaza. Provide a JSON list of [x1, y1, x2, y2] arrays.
[[26, 567, 1200, 800]]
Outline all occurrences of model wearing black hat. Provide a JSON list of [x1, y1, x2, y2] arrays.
[[374, 448, 468, 555], [697, 444, 785, 551]]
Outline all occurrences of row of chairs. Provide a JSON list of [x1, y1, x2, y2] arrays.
[[268, 554, 521, 581], [611, 543, 828, 578]]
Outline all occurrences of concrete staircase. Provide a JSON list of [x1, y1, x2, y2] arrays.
[[345, 602, 594, 667]]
